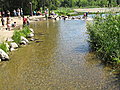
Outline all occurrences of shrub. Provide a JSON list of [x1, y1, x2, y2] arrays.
[[12, 30, 22, 44], [22, 26, 31, 37], [12, 26, 31, 44], [0, 42, 9, 53], [87, 14, 120, 64]]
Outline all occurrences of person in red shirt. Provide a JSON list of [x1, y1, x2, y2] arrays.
[[23, 16, 27, 26]]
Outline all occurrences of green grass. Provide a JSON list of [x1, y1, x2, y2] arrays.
[[22, 26, 31, 37], [87, 14, 120, 65], [54, 7, 74, 16], [0, 42, 9, 53]]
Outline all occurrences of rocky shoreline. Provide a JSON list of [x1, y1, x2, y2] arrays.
[[0, 27, 35, 61]]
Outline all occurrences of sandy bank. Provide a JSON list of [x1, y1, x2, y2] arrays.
[[0, 16, 44, 42]]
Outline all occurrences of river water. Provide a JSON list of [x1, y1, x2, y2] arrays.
[[0, 19, 119, 90]]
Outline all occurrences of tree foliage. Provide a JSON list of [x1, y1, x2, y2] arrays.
[[0, 0, 119, 14]]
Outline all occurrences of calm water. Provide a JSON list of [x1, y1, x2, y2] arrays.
[[0, 19, 119, 90]]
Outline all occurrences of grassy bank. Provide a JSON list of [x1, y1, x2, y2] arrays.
[[0, 26, 31, 54], [87, 14, 120, 65], [12, 26, 31, 44], [54, 7, 74, 16]]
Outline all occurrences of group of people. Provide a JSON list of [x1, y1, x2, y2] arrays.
[[33, 11, 42, 16], [13, 8, 23, 17], [0, 8, 23, 17], [1, 16, 18, 30], [0, 8, 30, 31], [1, 16, 29, 31], [1, 16, 16, 30], [33, 8, 49, 17]]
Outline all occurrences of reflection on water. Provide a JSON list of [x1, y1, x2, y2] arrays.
[[0, 19, 119, 90]]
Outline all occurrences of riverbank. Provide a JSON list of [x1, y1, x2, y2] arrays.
[[87, 14, 120, 65], [0, 15, 45, 42]]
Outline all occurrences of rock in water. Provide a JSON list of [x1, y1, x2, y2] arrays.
[[30, 38, 35, 41], [0, 49, 9, 60], [20, 41, 27, 45], [21, 36, 29, 43], [10, 48, 15, 51], [28, 33, 34, 38], [29, 28, 34, 33], [10, 42, 18, 49]]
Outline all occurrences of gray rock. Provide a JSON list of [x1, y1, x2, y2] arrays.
[[30, 38, 35, 41], [10, 42, 18, 49], [20, 41, 27, 45], [21, 36, 29, 43], [6, 38, 14, 42], [10, 48, 15, 51], [30, 28, 34, 33], [0, 49, 9, 60], [28, 33, 34, 38]]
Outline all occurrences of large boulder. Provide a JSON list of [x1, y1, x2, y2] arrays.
[[21, 36, 29, 43], [10, 42, 18, 49], [10, 42, 18, 51], [0, 49, 9, 60]]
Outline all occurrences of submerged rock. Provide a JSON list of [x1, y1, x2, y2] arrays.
[[30, 38, 35, 41], [0, 49, 9, 60], [35, 41, 43, 43]]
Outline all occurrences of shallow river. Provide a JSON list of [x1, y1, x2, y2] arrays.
[[0, 19, 119, 90]]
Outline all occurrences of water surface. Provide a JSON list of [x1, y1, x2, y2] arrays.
[[0, 19, 119, 90]]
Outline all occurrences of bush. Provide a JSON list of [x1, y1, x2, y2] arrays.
[[12, 26, 31, 44], [12, 31, 22, 44], [0, 42, 9, 53], [87, 14, 120, 64], [22, 26, 31, 37]]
